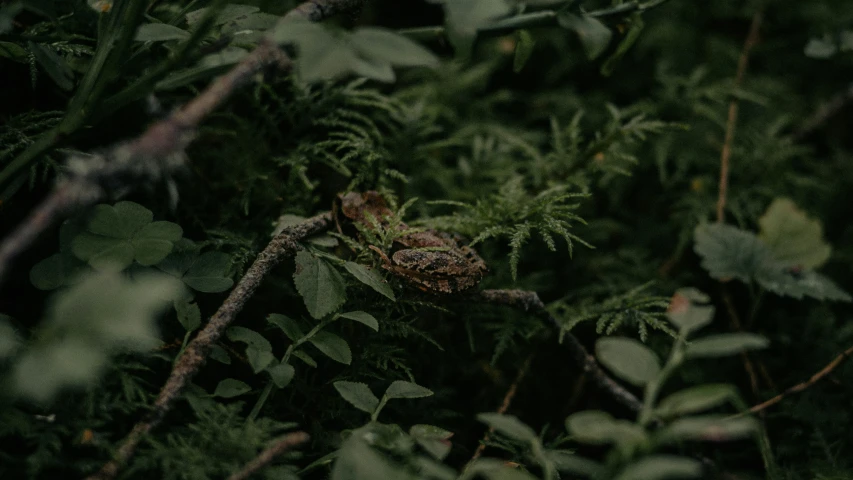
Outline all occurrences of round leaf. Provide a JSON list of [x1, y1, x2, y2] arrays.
[[595, 337, 661, 387]]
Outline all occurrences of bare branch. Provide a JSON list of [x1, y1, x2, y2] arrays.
[[227, 431, 311, 480], [475, 289, 644, 412]]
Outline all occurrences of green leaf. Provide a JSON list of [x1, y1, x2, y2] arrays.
[[0, 315, 20, 359], [212, 378, 252, 398], [758, 198, 831, 269], [656, 415, 759, 444], [557, 13, 612, 60], [226, 326, 272, 352], [466, 459, 540, 480], [513, 30, 535, 72], [210, 344, 231, 364], [595, 337, 661, 387], [656, 384, 736, 418], [89, 202, 153, 238], [694, 223, 771, 283], [182, 251, 233, 293], [477, 413, 537, 443], [565, 410, 646, 446], [442, 0, 512, 58], [309, 331, 352, 364], [410, 424, 453, 460], [267, 314, 304, 341], [343, 261, 396, 301], [685, 333, 769, 359], [186, 4, 259, 28], [266, 362, 295, 388], [292, 350, 317, 367], [28, 42, 73, 90], [350, 27, 439, 67], [294, 251, 347, 319], [339, 311, 379, 332], [0, 41, 28, 61], [755, 266, 852, 302], [666, 288, 715, 333], [385, 380, 433, 399], [246, 346, 275, 373], [30, 253, 88, 290], [333, 381, 379, 413], [545, 450, 604, 477], [134, 23, 190, 42], [804, 37, 837, 58], [71, 234, 135, 272], [174, 299, 201, 332], [613, 455, 702, 480]]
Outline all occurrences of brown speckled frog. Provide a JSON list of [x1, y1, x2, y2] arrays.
[[337, 191, 487, 294]]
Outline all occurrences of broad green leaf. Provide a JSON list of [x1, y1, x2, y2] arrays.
[[385, 380, 433, 399], [246, 346, 275, 373], [513, 30, 535, 72], [557, 13, 612, 59], [174, 299, 201, 332], [210, 344, 231, 364], [656, 384, 736, 418], [134, 222, 182, 265], [343, 261, 396, 301], [89, 202, 153, 238], [685, 333, 769, 359], [267, 314, 304, 341], [71, 234, 135, 271], [477, 413, 537, 443], [28, 42, 73, 90], [309, 331, 352, 364], [466, 459, 540, 480], [443, 0, 512, 58], [545, 450, 604, 477], [613, 455, 702, 480], [339, 311, 379, 332], [292, 350, 317, 367], [0, 41, 28, 61], [294, 251, 347, 319], [694, 223, 772, 282], [267, 362, 295, 388], [595, 337, 661, 387], [331, 426, 405, 480], [333, 381, 379, 413], [804, 37, 836, 59], [212, 378, 252, 398], [758, 198, 831, 269], [350, 27, 439, 67], [666, 288, 715, 333], [755, 266, 851, 302], [656, 415, 759, 444], [410, 424, 453, 460], [186, 4, 259, 28], [349, 56, 395, 83], [30, 253, 87, 290], [134, 23, 190, 42], [182, 251, 233, 292], [226, 326, 272, 352], [565, 410, 646, 446]]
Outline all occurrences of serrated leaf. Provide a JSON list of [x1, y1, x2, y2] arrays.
[[339, 311, 379, 332], [758, 198, 831, 269], [343, 261, 396, 301], [182, 251, 234, 292], [267, 314, 304, 341], [292, 350, 317, 367], [685, 333, 769, 358], [513, 29, 535, 72], [212, 378, 251, 398], [656, 415, 759, 444], [226, 326, 272, 352], [174, 299, 201, 332], [267, 362, 295, 388], [694, 223, 772, 282], [385, 380, 433, 399], [613, 455, 702, 480], [246, 347, 275, 373], [595, 337, 661, 387], [557, 13, 612, 60], [350, 27, 439, 67], [756, 266, 852, 302], [656, 384, 736, 418], [309, 331, 351, 364], [477, 413, 537, 443], [294, 251, 347, 319], [333, 381, 379, 413], [134, 23, 190, 42]]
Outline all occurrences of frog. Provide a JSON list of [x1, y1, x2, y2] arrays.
[[337, 191, 488, 294]]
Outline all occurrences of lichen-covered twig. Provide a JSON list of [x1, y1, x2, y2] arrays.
[[227, 431, 311, 480], [86, 213, 332, 480], [0, 0, 364, 284], [715, 10, 763, 223], [475, 289, 644, 412]]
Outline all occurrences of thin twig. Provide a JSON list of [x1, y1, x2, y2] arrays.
[[85, 212, 332, 480], [227, 431, 310, 480], [0, 0, 364, 284], [475, 289, 643, 412], [793, 83, 853, 141], [715, 11, 763, 223], [745, 344, 853, 416], [467, 353, 534, 465]]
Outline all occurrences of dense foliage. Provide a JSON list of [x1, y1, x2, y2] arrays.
[[2, 1, 853, 479]]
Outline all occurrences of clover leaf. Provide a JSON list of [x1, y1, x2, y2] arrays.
[[157, 244, 234, 293]]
